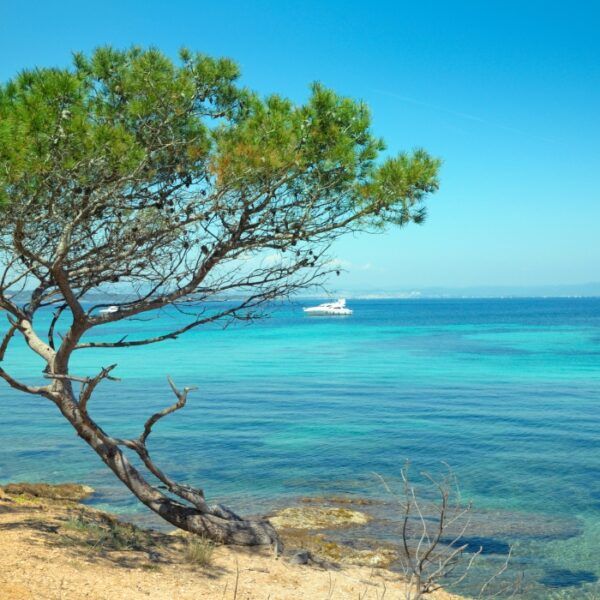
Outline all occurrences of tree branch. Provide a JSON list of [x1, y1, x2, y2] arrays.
[[0, 367, 52, 396], [0, 321, 17, 361], [109, 376, 208, 510], [79, 364, 119, 412], [140, 376, 197, 445]]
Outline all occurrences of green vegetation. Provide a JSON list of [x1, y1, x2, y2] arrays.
[[0, 46, 439, 222], [61, 512, 153, 552], [184, 535, 215, 568]]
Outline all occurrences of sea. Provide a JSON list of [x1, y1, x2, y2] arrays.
[[1, 297, 599, 599]]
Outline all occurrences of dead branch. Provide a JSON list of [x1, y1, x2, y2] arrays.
[[0, 367, 52, 396], [376, 464, 520, 600], [79, 365, 119, 412], [0, 321, 18, 361], [140, 376, 197, 445]]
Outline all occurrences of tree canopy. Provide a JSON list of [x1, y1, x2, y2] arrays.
[[0, 47, 439, 321]]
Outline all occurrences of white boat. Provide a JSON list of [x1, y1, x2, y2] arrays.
[[99, 305, 119, 314], [303, 298, 352, 316]]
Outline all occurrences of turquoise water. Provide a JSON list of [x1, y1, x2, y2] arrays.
[[1, 298, 599, 598]]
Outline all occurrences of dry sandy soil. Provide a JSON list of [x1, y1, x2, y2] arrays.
[[0, 485, 462, 600]]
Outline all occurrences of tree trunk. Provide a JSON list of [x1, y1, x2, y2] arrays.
[[53, 392, 280, 547]]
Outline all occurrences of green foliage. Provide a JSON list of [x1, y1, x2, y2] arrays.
[[0, 47, 223, 208], [0, 46, 439, 225], [184, 534, 215, 568], [62, 513, 153, 551]]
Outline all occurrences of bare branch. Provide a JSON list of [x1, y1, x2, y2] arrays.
[[0, 367, 52, 396], [79, 364, 119, 413], [48, 303, 68, 350], [376, 465, 519, 600], [0, 321, 18, 361], [140, 376, 197, 446]]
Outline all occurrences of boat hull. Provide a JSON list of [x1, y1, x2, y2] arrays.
[[303, 308, 352, 315]]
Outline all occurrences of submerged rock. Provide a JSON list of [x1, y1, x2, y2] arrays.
[[538, 568, 598, 588], [2, 483, 94, 502], [271, 506, 371, 530], [300, 495, 379, 506], [364, 505, 584, 547]]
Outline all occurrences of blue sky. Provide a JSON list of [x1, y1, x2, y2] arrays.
[[1, 0, 599, 292]]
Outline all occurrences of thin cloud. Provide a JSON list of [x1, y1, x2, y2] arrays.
[[327, 259, 384, 273], [373, 89, 558, 144], [326, 258, 353, 269]]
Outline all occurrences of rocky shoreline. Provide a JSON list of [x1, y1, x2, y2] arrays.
[[0, 482, 463, 599]]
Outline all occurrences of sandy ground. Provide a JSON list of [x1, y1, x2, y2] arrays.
[[0, 487, 462, 600]]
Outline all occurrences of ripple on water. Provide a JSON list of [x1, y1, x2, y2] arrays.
[[2, 298, 600, 600]]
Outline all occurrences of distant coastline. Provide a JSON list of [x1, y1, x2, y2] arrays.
[[329, 282, 600, 300], [9, 282, 600, 304]]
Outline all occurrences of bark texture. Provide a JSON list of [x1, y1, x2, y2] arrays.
[[53, 384, 279, 547]]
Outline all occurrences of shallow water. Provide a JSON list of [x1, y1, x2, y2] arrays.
[[1, 298, 599, 598]]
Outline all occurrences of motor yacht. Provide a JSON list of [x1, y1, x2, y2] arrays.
[[303, 298, 352, 316], [99, 305, 119, 314]]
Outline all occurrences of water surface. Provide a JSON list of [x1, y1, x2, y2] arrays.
[[1, 298, 599, 597]]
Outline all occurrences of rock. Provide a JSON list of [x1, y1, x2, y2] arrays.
[[2, 483, 94, 502], [271, 506, 371, 530], [281, 530, 397, 569], [343, 547, 397, 568], [290, 550, 310, 565]]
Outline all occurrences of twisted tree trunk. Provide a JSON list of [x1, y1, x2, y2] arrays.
[[52, 384, 280, 547], [1, 315, 280, 548]]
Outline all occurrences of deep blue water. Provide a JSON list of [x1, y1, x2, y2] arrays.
[[1, 298, 599, 598]]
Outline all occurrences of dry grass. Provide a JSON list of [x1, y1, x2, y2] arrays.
[[184, 534, 215, 568], [61, 512, 153, 552]]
